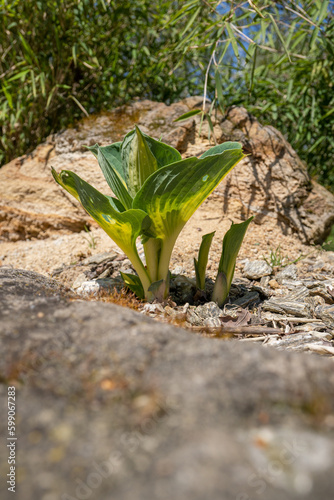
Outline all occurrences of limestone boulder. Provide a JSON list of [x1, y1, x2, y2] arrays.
[[216, 106, 334, 243], [1, 268, 334, 500], [0, 97, 333, 243]]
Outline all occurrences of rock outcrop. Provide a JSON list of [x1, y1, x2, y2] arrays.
[[1, 97, 334, 243], [216, 106, 334, 243], [1, 268, 334, 500]]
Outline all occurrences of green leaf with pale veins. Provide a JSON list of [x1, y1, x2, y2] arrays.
[[51, 167, 151, 292], [120, 129, 181, 168], [141, 132, 181, 168], [121, 126, 159, 198], [86, 142, 133, 210], [133, 145, 245, 242], [133, 144, 244, 283], [105, 195, 126, 213], [200, 142, 242, 159]]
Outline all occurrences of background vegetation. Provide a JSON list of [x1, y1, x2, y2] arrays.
[[0, 0, 206, 166], [168, 1, 334, 189], [1, 1, 333, 191]]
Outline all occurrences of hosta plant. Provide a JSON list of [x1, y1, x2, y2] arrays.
[[52, 126, 246, 301]]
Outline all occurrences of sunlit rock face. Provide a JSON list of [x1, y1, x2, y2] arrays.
[[1, 96, 333, 243]]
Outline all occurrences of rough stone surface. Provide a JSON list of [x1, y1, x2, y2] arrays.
[[1, 98, 334, 244], [1, 268, 334, 500], [315, 304, 334, 326], [276, 264, 299, 283], [216, 106, 334, 244], [243, 259, 273, 279]]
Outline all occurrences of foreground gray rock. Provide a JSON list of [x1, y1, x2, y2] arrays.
[[1, 268, 334, 500]]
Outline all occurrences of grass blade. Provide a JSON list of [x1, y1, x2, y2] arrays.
[[226, 23, 239, 59], [174, 109, 202, 122], [268, 14, 291, 63], [215, 70, 224, 113]]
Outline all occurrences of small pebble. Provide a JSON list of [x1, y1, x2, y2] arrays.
[[195, 302, 223, 319], [72, 273, 87, 290], [269, 279, 280, 289], [276, 264, 298, 283], [260, 276, 270, 287], [243, 260, 272, 280], [172, 265, 186, 275]]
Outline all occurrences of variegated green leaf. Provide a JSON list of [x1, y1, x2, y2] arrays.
[[141, 132, 182, 168], [51, 167, 151, 293], [86, 142, 133, 210], [200, 141, 242, 159], [133, 146, 244, 241], [133, 144, 244, 283], [121, 126, 158, 197]]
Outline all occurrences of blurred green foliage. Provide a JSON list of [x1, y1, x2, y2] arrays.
[[0, 0, 206, 166], [323, 224, 334, 251], [1, 0, 334, 193], [168, 0, 334, 189]]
